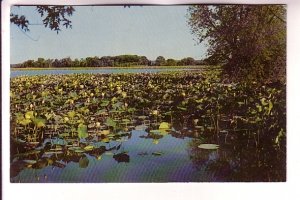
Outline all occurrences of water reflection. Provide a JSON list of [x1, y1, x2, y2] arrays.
[[188, 134, 286, 182], [10, 122, 285, 182]]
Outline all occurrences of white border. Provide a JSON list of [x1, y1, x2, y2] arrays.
[[2, 1, 300, 200]]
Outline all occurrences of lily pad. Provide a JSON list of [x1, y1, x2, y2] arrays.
[[105, 118, 117, 128], [23, 160, 37, 164], [33, 117, 46, 128], [78, 123, 88, 139], [159, 122, 170, 129], [152, 152, 163, 156], [84, 145, 94, 151], [135, 125, 148, 131], [198, 144, 219, 150], [79, 156, 89, 168]]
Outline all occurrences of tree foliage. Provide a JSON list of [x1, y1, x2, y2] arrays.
[[188, 5, 286, 83], [10, 6, 75, 33], [12, 55, 206, 68], [155, 56, 166, 66]]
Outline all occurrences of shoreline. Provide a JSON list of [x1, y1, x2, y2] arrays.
[[10, 65, 217, 71]]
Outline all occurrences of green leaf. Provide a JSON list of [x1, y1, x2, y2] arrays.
[[260, 98, 268, 106], [77, 123, 88, 139], [79, 156, 89, 168], [67, 111, 76, 119], [105, 117, 116, 128], [19, 119, 32, 126], [152, 152, 163, 156], [177, 106, 187, 111], [33, 117, 46, 128], [15, 112, 24, 122], [256, 104, 262, 112], [84, 145, 94, 151], [100, 100, 110, 107], [25, 111, 34, 119], [159, 122, 170, 129], [267, 101, 273, 115], [198, 144, 219, 150]]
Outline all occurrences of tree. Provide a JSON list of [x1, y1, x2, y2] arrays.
[[21, 60, 35, 68], [166, 59, 177, 66], [61, 57, 72, 67], [178, 57, 195, 66], [188, 5, 286, 83], [139, 56, 149, 66], [36, 58, 45, 68], [155, 56, 166, 66], [10, 6, 75, 33], [72, 58, 80, 67]]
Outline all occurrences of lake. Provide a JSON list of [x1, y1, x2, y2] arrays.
[[10, 70, 286, 182], [10, 67, 200, 77]]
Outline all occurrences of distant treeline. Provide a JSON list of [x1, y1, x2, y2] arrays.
[[11, 55, 209, 68]]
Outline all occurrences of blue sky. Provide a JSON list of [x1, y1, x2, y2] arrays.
[[10, 6, 207, 64]]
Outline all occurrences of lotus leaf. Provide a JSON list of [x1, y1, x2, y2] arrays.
[[159, 122, 170, 129], [79, 156, 89, 168], [33, 117, 46, 128], [84, 145, 94, 151], [152, 152, 163, 156], [77, 124, 88, 139], [105, 118, 116, 128], [25, 111, 35, 119], [198, 144, 219, 150]]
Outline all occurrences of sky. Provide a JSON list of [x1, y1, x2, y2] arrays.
[[10, 5, 208, 64]]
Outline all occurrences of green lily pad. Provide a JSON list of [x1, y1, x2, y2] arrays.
[[25, 111, 35, 119], [19, 118, 31, 126], [78, 123, 88, 139], [23, 160, 37, 164], [79, 156, 89, 168], [152, 152, 163, 156], [105, 117, 116, 128], [84, 145, 94, 151], [198, 144, 219, 150], [33, 117, 46, 128], [159, 122, 170, 129]]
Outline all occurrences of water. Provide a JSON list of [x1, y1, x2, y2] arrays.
[[10, 128, 285, 183], [12, 130, 206, 182], [11, 68, 198, 77]]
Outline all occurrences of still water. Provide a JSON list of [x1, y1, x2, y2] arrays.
[[10, 127, 285, 183], [12, 130, 208, 182], [11, 68, 198, 77]]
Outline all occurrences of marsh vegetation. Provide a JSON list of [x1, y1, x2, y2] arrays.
[[10, 68, 286, 182]]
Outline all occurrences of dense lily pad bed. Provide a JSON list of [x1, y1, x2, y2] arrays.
[[10, 70, 286, 182]]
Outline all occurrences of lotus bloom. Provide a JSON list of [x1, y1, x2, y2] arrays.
[[193, 119, 199, 125], [152, 110, 159, 115], [96, 122, 101, 128], [64, 117, 69, 122]]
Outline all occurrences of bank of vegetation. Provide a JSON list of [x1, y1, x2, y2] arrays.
[[11, 55, 207, 69]]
